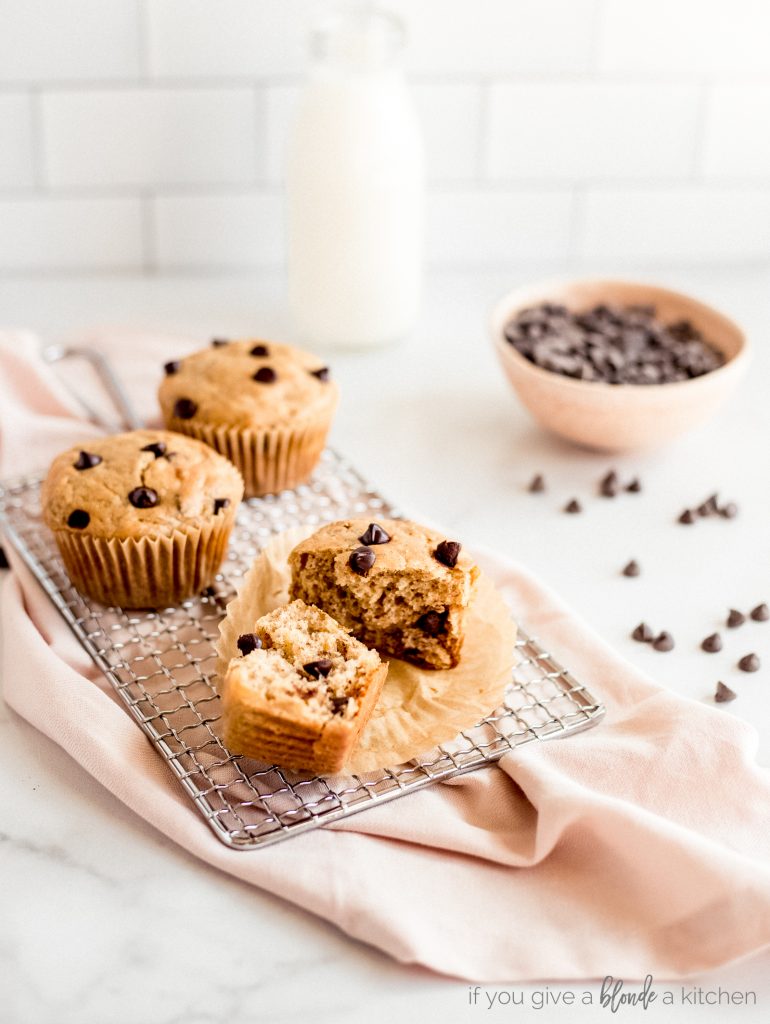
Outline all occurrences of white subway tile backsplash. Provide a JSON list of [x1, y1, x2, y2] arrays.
[[42, 89, 260, 188], [154, 192, 284, 269], [0, 0, 140, 82], [599, 0, 770, 74], [486, 83, 700, 180], [426, 189, 572, 264], [703, 86, 770, 179], [391, 0, 598, 75], [582, 188, 770, 262], [0, 197, 143, 270], [148, 0, 314, 78], [0, 95, 35, 188], [266, 82, 481, 185]]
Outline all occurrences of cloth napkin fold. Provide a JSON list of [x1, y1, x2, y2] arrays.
[[2, 331, 770, 982]]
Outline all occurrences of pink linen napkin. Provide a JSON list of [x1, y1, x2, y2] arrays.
[[2, 331, 770, 982]]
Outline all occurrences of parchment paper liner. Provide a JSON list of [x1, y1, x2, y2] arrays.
[[52, 509, 236, 608], [166, 407, 336, 499], [215, 526, 518, 774]]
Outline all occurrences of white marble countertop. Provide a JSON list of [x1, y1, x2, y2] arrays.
[[2, 265, 770, 1023]]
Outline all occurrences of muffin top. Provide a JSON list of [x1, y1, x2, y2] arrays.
[[158, 339, 338, 430], [42, 429, 244, 540]]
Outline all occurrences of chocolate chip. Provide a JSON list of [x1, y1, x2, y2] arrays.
[[678, 509, 696, 524], [237, 633, 262, 656], [653, 631, 675, 652], [211, 338, 229, 347], [173, 398, 197, 419], [250, 344, 269, 357], [738, 653, 760, 672], [701, 633, 723, 653], [331, 695, 349, 716], [164, 360, 180, 376], [564, 499, 582, 514], [622, 559, 640, 577], [715, 681, 736, 703], [128, 487, 159, 509], [626, 477, 642, 493], [358, 523, 390, 546], [434, 540, 461, 568], [73, 450, 102, 471], [528, 473, 546, 493], [140, 441, 167, 459], [349, 546, 376, 576], [600, 470, 619, 497], [67, 509, 90, 529], [304, 658, 333, 679], [213, 498, 230, 515], [310, 366, 330, 381], [0, 546, 8, 570], [632, 622, 654, 642], [719, 502, 738, 519], [253, 367, 277, 383], [417, 610, 446, 636], [750, 602, 769, 622], [727, 608, 746, 628]]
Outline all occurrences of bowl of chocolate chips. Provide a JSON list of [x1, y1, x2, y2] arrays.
[[491, 279, 749, 451]]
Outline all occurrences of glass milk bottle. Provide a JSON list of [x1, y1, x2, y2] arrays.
[[286, 6, 424, 348]]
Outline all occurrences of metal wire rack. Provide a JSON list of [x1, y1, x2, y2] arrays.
[[0, 450, 605, 850]]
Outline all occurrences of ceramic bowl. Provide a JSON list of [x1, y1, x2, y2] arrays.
[[490, 278, 750, 452]]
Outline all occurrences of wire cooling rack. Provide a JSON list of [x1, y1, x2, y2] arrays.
[[0, 450, 605, 850]]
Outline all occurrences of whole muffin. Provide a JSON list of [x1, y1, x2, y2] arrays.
[[42, 429, 243, 608], [157, 339, 338, 497]]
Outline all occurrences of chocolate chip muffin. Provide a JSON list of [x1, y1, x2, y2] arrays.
[[222, 599, 387, 774], [157, 338, 338, 497], [42, 429, 243, 608], [288, 519, 479, 670]]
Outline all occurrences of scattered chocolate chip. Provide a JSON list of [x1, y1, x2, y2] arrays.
[[331, 695, 349, 716], [678, 509, 696, 525], [626, 477, 642, 493], [140, 441, 167, 459], [349, 546, 376, 576], [253, 366, 277, 384], [213, 498, 230, 515], [173, 397, 197, 419], [528, 473, 546, 493], [564, 499, 582, 514], [738, 653, 760, 672], [67, 509, 90, 529], [750, 602, 769, 622], [128, 487, 159, 509], [358, 523, 390, 546], [211, 338, 229, 347], [304, 658, 333, 679], [417, 610, 446, 636], [201, 585, 217, 598], [632, 622, 654, 643], [719, 502, 738, 519], [0, 546, 8, 570], [727, 608, 746, 628], [653, 631, 675, 652], [434, 540, 461, 568], [715, 681, 737, 703], [622, 559, 640, 577], [237, 633, 262, 656], [504, 302, 724, 385], [701, 632, 723, 653], [600, 470, 619, 498], [164, 360, 180, 376], [73, 450, 102, 471], [250, 344, 269, 357], [310, 366, 330, 381]]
